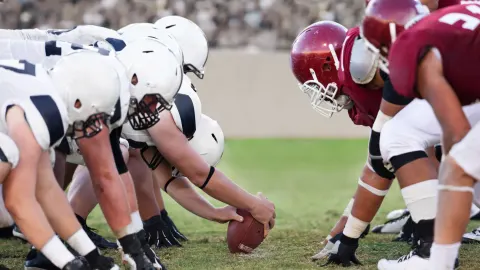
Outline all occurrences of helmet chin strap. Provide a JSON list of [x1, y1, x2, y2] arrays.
[[389, 23, 397, 44], [328, 44, 340, 70]]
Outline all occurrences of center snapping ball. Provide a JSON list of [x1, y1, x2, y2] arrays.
[[227, 209, 265, 253]]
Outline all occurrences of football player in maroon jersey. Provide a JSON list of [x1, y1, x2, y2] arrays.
[[290, 21, 396, 262], [361, 0, 480, 269]]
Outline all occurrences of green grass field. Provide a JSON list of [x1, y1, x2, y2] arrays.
[[2, 139, 480, 269]]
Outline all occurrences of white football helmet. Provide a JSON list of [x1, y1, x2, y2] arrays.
[[117, 38, 183, 130], [172, 114, 225, 177], [189, 114, 224, 167], [118, 23, 184, 65], [49, 51, 123, 139], [154, 16, 208, 79]]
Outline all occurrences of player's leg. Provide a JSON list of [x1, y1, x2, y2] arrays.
[[429, 122, 480, 269], [53, 149, 67, 189], [35, 150, 118, 269], [68, 166, 100, 220], [128, 148, 181, 248], [3, 106, 78, 269], [376, 99, 446, 269], [77, 129, 156, 269]]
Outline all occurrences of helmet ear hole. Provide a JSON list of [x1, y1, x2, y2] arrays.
[[322, 63, 332, 72], [74, 99, 82, 109], [131, 74, 138, 86], [326, 56, 331, 62]]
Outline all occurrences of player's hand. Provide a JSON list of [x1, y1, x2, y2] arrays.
[[161, 210, 188, 242], [250, 192, 276, 237], [323, 234, 362, 267], [212, 205, 244, 224], [144, 215, 181, 248]]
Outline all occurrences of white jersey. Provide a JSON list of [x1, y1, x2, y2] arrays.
[[0, 25, 126, 52], [0, 39, 128, 129], [0, 60, 69, 150], [121, 75, 202, 147], [0, 39, 112, 69]]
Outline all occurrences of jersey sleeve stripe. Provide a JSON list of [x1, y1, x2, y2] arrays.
[[174, 93, 196, 139], [29, 95, 65, 147]]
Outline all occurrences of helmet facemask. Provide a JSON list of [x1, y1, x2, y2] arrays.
[[126, 73, 173, 130], [184, 63, 205, 79], [67, 99, 113, 139], [299, 68, 346, 118], [128, 93, 171, 130]]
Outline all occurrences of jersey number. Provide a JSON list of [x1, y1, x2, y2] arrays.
[[0, 60, 36, 76], [439, 5, 480, 30]]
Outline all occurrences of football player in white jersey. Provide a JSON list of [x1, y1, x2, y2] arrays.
[[0, 36, 182, 269], [0, 19, 203, 248], [0, 50, 125, 269]]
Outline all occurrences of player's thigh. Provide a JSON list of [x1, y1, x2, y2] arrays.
[[449, 122, 480, 181], [380, 99, 441, 161]]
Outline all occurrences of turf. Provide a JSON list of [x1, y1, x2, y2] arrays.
[[2, 139, 480, 269]]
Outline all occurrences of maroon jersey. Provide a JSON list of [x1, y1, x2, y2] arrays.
[[389, 4, 480, 105], [439, 0, 461, 9], [338, 27, 382, 127]]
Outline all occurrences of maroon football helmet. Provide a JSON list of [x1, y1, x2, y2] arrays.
[[290, 21, 347, 118], [361, 0, 429, 73]]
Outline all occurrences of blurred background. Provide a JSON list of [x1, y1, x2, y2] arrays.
[[0, 0, 365, 51], [0, 0, 370, 138]]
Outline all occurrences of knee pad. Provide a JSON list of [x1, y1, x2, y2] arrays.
[[0, 133, 19, 168]]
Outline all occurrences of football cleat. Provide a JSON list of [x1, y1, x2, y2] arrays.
[[462, 227, 480, 243], [24, 248, 57, 270], [377, 238, 431, 270], [76, 215, 118, 249], [372, 211, 410, 234], [392, 216, 414, 244], [62, 258, 90, 270], [12, 223, 27, 241]]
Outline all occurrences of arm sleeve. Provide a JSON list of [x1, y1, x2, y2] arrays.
[[382, 76, 413, 106], [110, 127, 128, 174], [0, 29, 52, 41], [0, 40, 48, 64]]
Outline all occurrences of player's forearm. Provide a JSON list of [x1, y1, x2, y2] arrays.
[[165, 177, 218, 221], [201, 170, 257, 212], [77, 132, 131, 233], [0, 29, 50, 41]]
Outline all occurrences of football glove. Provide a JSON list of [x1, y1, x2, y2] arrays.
[[323, 234, 362, 267], [144, 215, 181, 248]]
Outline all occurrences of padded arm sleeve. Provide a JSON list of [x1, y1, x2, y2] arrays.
[[382, 76, 413, 106], [0, 29, 50, 41], [110, 127, 128, 174]]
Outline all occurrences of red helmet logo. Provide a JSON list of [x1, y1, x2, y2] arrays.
[[361, 0, 429, 72], [290, 21, 347, 117]]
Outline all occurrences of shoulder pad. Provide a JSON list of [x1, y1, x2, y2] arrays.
[[170, 76, 202, 139], [350, 38, 378, 85]]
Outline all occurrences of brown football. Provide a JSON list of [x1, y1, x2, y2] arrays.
[[227, 209, 265, 253]]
